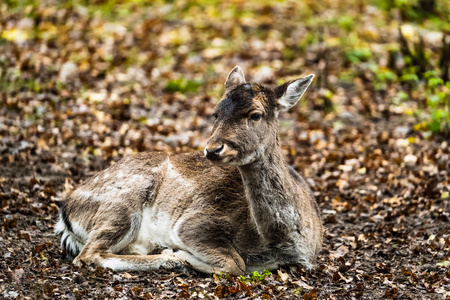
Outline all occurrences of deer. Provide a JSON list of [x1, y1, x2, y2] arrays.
[[55, 66, 323, 275]]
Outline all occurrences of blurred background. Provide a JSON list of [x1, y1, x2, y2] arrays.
[[0, 0, 449, 298]]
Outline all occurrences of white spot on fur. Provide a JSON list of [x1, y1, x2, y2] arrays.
[[131, 207, 183, 250], [93, 176, 99, 183], [74, 189, 94, 200], [128, 207, 158, 254], [222, 156, 231, 163], [236, 145, 265, 166], [54, 217, 65, 234], [70, 221, 89, 242], [129, 243, 151, 255], [151, 166, 162, 173], [102, 258, 132, 270], [151, 159, 167, 173], [166, 160, 193, 188], [275, 211, 281, 221]]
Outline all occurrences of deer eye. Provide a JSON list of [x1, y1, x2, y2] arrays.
[[250, 113, 262, 121]]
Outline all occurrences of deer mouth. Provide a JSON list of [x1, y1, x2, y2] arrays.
[[204, 144, 238, 164], [208, 154, 236, 164]]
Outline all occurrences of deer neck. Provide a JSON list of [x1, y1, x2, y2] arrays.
[[237, 143, 300, 244]]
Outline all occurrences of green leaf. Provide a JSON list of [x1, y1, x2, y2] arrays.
[[338, 16, 354, 32], [345, 48, 372, 64], [436, 261, 450, 267], [427, 95, 440, 107], [165, 78, 202, 93], [428, 77, 443, 89], [239, 269, 271, 283], [400, 73, 419, 83], [429, 120, 441, 132]]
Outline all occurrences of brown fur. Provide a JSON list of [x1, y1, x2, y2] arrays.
[[56, 66, 323, 275]]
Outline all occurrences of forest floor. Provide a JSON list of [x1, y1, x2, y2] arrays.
[[1, 1, 449, 299]]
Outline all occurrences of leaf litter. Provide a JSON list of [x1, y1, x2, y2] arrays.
[[0, 0, 449, 299]]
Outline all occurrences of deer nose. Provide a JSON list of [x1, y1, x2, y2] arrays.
[[205, 143, 224, 159]]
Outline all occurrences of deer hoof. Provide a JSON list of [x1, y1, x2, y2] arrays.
[[160, 258, 188, 273]]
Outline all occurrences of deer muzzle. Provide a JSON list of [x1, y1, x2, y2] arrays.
[[204, 142, 224, 160]]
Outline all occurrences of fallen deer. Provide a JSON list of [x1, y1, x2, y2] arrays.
[[56, 66, 323, 275]]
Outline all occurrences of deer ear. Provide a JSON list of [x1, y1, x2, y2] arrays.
[[225, 66, 246, 92], [275, 74, 314, 111]]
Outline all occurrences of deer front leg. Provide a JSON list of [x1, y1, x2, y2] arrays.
[[163, 248, 245, 275], [74, 235, 188, 273], [75, 251, 188, 273], [174, 219, 246, 275]]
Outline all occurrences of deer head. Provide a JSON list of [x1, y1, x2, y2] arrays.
[[205, 66, 314, 166]]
